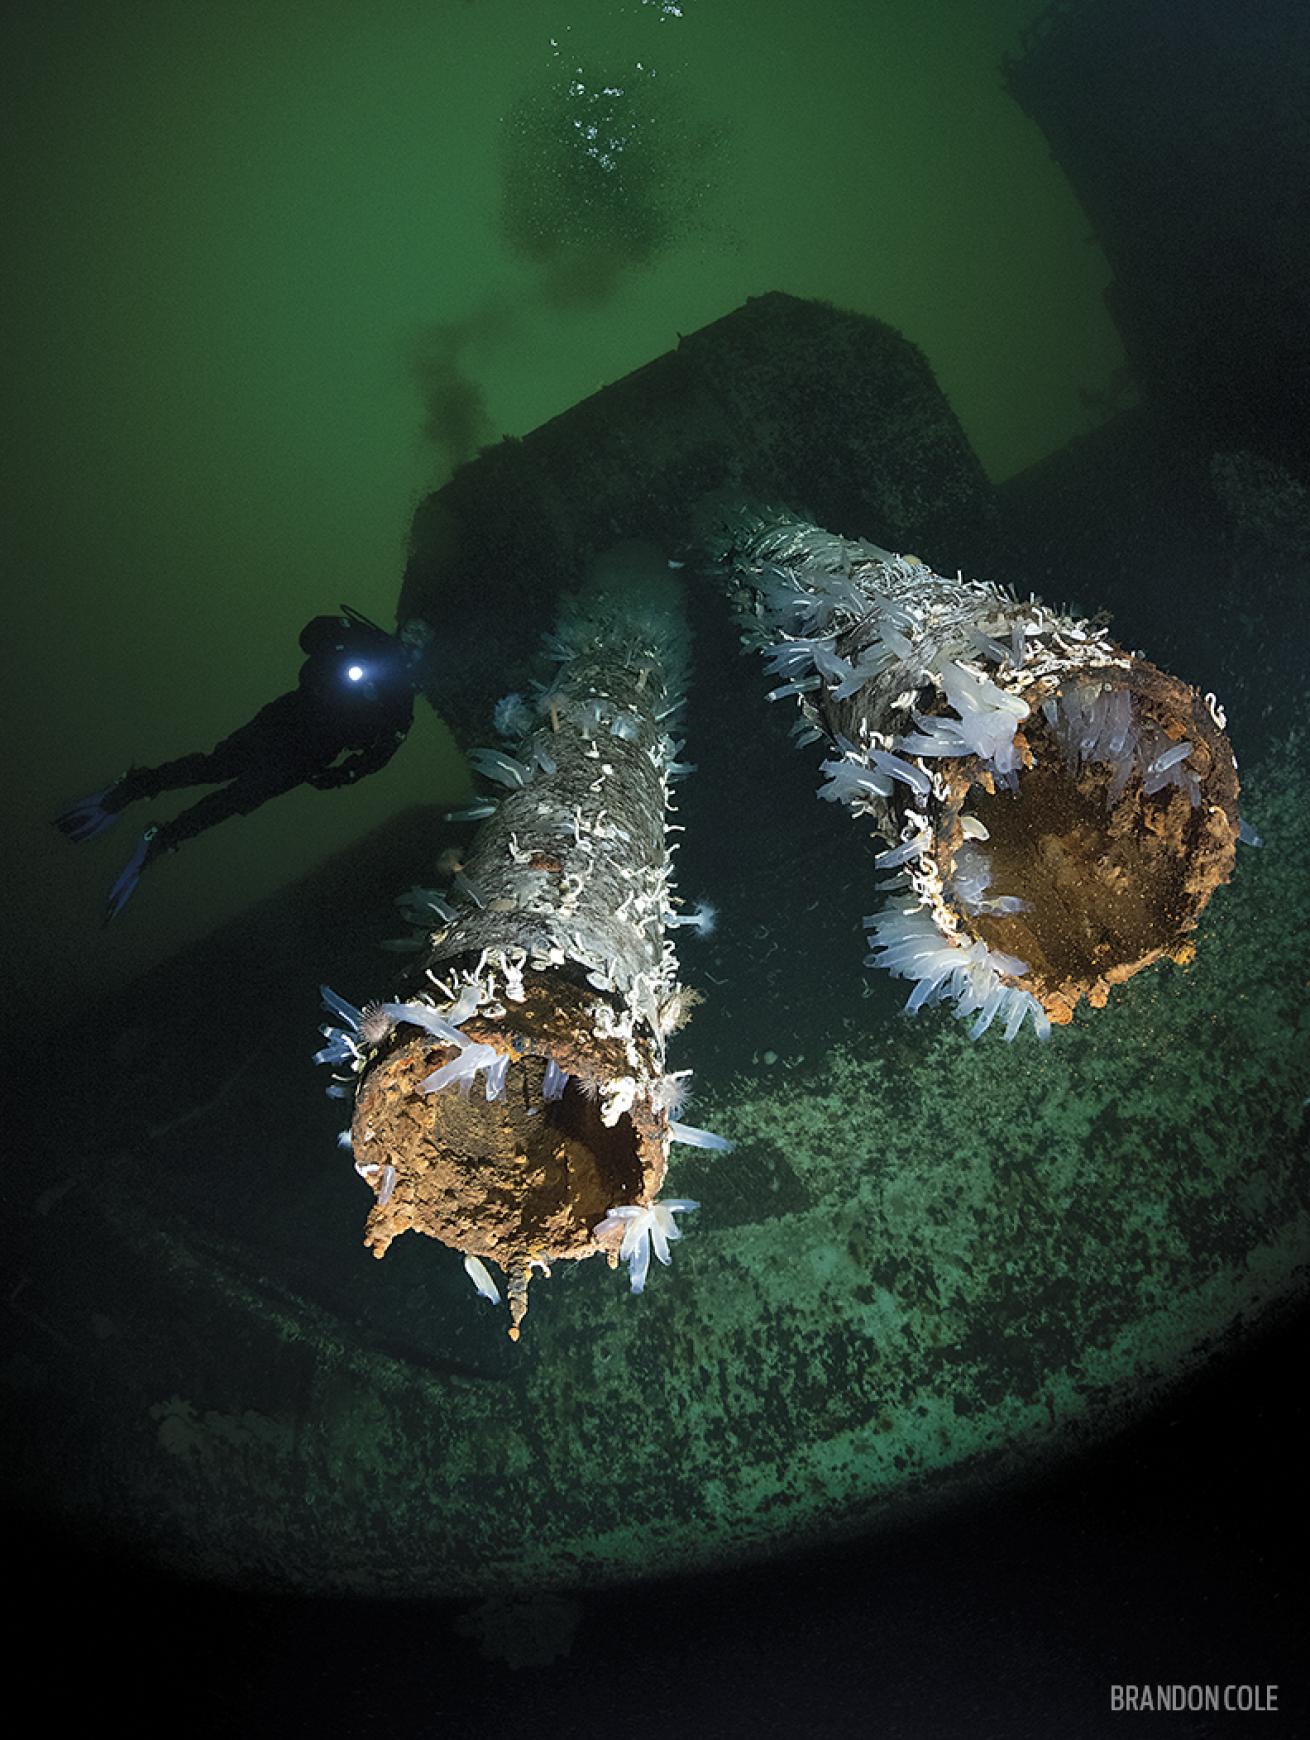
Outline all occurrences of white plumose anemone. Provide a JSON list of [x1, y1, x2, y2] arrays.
[[864, 902, 1051, 1041], [595, 1198, 699, 1293]]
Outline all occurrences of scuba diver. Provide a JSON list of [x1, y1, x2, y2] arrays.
[[56, 606, 435, 920]]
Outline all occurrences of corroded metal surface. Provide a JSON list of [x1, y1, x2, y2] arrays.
[[341, 552, 702, 1336], [356, 981, 664, 1319], [927, 658, 1240, 1022], [712, 508, 1242, 1026]]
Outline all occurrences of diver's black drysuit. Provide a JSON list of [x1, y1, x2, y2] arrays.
[[109, 612, 418, 851], [56, 607, 430, 918]]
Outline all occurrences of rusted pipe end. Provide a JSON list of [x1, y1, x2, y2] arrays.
[[351, 974, 667, 1335], [928, 662, 1240, 1022]]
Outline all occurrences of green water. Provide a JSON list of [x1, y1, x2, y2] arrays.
[[4, 0, 1123, 1028]]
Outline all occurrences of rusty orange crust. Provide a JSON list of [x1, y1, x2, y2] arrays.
[[351, 973, 667, 1337], [928, 659, 1240, 1024]]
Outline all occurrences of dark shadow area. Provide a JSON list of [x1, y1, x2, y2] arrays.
[[1005, 0, 1310, 472], [979, 405, 1305, 779], [8, 804, 526, 1383], [10, 1284, 1306, 1737]]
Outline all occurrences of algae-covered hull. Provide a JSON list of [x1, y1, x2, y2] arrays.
[[10, 732, 1306, 1598]]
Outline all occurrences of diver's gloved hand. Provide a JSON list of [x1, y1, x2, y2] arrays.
[[104, 827, 160, 924], [54, 783, 125, 843]]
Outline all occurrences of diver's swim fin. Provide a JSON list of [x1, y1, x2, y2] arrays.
[[104, 827, 159, 923], [54, 783, 124, 843]]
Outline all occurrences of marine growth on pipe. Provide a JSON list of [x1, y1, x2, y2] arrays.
[[315, 544, 728, 1338], [710, 506, 1243, 1036]]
